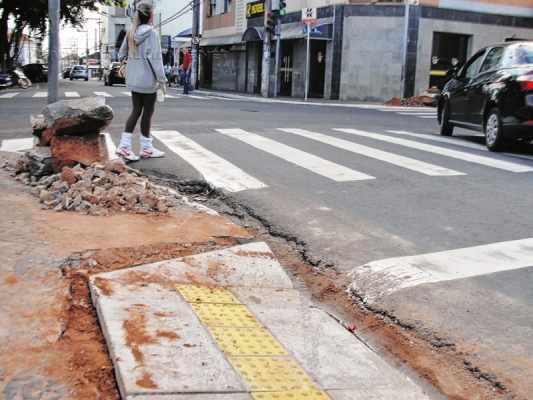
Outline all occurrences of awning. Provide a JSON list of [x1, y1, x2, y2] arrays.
[[175, 28, 192, 38], [242, 26, 264, 42], [281, 18, 333, 41], [201, 34, 243, 46]]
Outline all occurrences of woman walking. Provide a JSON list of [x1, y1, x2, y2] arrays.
[[117, 2, 166, 161]]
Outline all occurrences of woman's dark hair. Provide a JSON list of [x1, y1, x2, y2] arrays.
[[138, 9, 152, 25]]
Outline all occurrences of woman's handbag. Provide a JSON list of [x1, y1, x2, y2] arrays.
[[118, 60, 127, 79], [147, 58, 166, 103]]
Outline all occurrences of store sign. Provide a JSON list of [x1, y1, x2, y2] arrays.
[[246, 0, 265, 19]]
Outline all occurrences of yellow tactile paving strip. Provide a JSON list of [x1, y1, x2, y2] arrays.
[[176, 284, 330, 400]]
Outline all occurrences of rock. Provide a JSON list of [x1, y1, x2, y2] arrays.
[[140, 192, 159, 210], [42, 97, 114, 138], [26, 147, 54, 178], [156, 200, 168, 213], [104, 159, 126, 174], [60, 167, 77, 186], [30, 114, 47, 139], [50, 180, 70, 193], [39, 190, 55, 203], [50, 133, 107, 170]]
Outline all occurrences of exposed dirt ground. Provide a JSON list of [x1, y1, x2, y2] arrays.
[[0, 156, 513, 400]]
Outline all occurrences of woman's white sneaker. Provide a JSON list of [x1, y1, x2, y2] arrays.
[[140, 147, 165, 159], [116, 146, 140, 162]]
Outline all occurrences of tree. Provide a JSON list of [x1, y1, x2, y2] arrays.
[[0, 0, 125, 69]]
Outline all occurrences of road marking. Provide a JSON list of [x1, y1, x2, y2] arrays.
[[164, 94, 177, 99], [389, 130, 533, 162], [335, 128, 533, 173], [121, 91, 132, 97], [102, 133, 118, 160], [0, 92, 19, 98], [350, 237, 533, 301], [279, 128, 464, 177], [184, 94, 208, 100], [64, 91, 80, 98], [376, 108, 435, 112], [397, 112, 436, 116], [417, 116, 437, 119], [0, 137, 34, 152], [176, 284, 329, 399], [152, 130, 267, 192], [217, 128, 375, 182], [33, 91, 47, 98], [94, 91, 113, 97]]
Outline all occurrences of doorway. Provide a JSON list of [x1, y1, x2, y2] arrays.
[[430, 32, 470, 89], [280, 41, 293, 96], [309, 40, 326, 98]]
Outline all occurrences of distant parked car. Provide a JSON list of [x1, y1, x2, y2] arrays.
[[22, 63, 48, 83], [70, 65, 89, 81], [63, 67, 72, 79], [103, 62, 125, 86], [0, 72, 12, 89], [439, 41, 533, 151]]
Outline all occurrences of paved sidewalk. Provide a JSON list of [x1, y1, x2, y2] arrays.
[[90, 242, 435, 400]]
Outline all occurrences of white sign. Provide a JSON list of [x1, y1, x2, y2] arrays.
[[302, 8, 317, 25]]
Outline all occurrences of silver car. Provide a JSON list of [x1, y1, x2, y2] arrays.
[[70, 65, 89, 81]]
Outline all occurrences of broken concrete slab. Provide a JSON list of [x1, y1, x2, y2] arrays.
[[90, 242, 433, 400]]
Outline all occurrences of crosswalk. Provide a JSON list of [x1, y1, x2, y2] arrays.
[[4, 127, 532, 193], [0, 90, 219, 101], [372, 106, 437, 119]]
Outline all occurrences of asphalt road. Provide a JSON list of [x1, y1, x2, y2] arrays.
[[2, 79, 533, 398]]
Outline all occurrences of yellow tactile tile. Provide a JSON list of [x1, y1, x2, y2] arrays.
[[228, 357, 315, 392], [252, 390, 331, 400], [176, 284, 241, 304], [191, 303, 262, 328], [208, 326, 288, 356]]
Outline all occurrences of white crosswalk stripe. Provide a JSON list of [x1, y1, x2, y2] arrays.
[[152, 130, 267, 192], [102, 133, 119, 160], [0, 92, 19, 98], [1, 137, 34, 152], [279, 128, 464, 177], [65, 91, 80, 98], [216, 128, 375, 182], [165, 94, 177, 99], [94, 91, 113, 97], [121, 92, 132, 97], [335, 128, 533, 173], [33, 91, 47, 98]]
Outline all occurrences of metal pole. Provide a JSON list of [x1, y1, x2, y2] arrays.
[[86, 31, 89, 68], [48, 0, 60, 104], [304, 24, 310, 101], [191, 0, 200, 89], [273, 19, 281, 97], [261, 0, 272, 97]]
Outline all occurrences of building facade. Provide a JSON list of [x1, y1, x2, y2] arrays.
[[200, 0, 533, 101]]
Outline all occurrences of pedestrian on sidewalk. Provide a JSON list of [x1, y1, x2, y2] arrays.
[[180, 47, 192, 95], [116, 1, 166, 161], [171, 63, 179, 87]]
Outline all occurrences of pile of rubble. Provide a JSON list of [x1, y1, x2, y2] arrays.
[[6, 156, 180, 216]]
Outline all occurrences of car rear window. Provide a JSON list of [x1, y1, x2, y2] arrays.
[[503, 44, 533, 67], [73, 66, 86, 71]]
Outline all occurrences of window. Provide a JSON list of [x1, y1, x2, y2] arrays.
[[503, 43, 533, 67], [461, 51, 486, 81], [209, 0, 216, 16], [479, 47, 504, 73], [208, 0, 230, 16]]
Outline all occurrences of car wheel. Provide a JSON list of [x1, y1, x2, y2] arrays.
[[85, 78, 89, 81], [485, 108, 506, 152], [440, 100, 454, 136]]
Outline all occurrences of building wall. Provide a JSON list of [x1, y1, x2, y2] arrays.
[[414, 17, 533, 94], [432, 0, 533, 17], [340, 16, 404, 102], [211, 50, 247, 91]]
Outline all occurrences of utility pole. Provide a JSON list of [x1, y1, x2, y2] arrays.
[[261, 0, 272, 97], [191, 0, 200, 88], [48, 0, 60, 104]]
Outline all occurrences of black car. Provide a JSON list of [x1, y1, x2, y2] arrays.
[[104, 62, 125, 86], [438, 41, 533, 151], [63, 67, 71, 79], [22, 63, 48, 83]]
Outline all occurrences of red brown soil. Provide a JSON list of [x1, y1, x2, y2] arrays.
[[123, 305, 156, 364], [156, 330, 180, 340], [266, 239, 507, 400], [136, 372, 158, 389], [93, 277, 114, 296], [4, 274, 18, 285]]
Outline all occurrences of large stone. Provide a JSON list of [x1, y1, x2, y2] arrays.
[[30, 114, 47, 139], [26, 147, 54, 178], [51, 133, 107, 170], [42, 97, 114, 139]]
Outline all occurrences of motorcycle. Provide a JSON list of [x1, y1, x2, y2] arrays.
[[0, 68, 32, 89], [10, 68, 32, 89]]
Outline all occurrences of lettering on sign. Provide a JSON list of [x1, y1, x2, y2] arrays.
[[246, 0, 265, 18]]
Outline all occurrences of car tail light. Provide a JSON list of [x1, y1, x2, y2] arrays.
[[518, 72, 533, 91]]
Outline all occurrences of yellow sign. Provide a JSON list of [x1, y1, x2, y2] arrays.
[[246, 1, 265, 18]]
